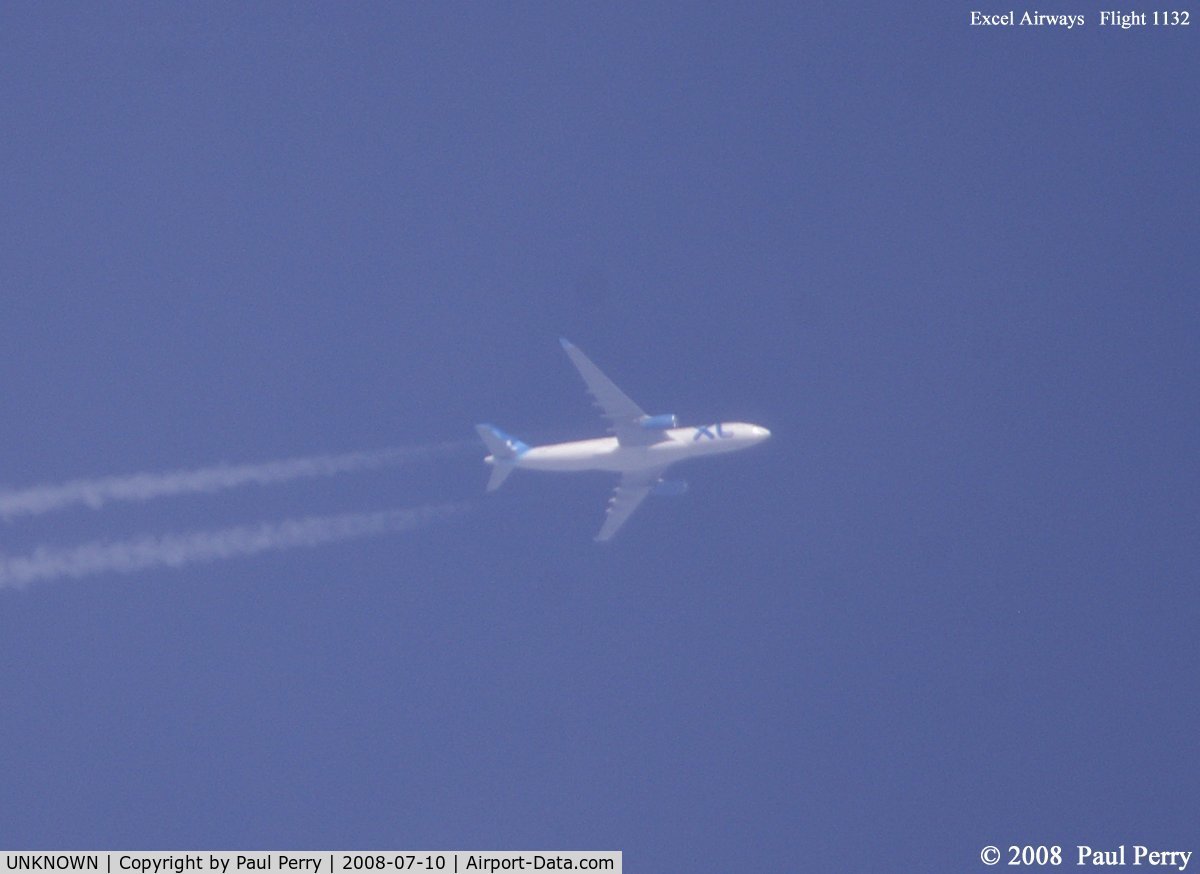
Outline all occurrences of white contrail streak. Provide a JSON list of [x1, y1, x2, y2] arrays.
[[0, 503, 466, 590], [0, 443, 468, 521]]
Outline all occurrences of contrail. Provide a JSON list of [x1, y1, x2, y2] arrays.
[[0, 503, 466, 590], [0, 443, 469, 521]]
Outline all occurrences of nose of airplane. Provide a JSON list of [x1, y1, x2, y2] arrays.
[[755, 426, 771, 439]]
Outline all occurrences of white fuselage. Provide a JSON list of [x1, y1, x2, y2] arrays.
[[487, 422, 771, 474]]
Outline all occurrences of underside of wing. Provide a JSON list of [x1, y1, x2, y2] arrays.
[[595, 467, 668, 542], [560, 339, 663, 446]]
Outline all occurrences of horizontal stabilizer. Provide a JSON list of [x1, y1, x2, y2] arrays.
[[487, 461, 516, 492]]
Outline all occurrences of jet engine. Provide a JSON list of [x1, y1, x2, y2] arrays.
[[639, 413, 678, 430]]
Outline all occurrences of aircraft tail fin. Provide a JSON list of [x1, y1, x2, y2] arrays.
[[475, 424, 528, 492], [474, 424, 529, 460]]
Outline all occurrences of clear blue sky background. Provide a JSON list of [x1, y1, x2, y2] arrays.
[[1, 4, 1196, 869]]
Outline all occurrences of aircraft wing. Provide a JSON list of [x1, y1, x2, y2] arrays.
[[595, 466, 668, 542], [560, 339, 659, 445]]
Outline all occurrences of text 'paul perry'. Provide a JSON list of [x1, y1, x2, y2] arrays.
[[1078, 846, 1192, 871], [232, 860, 321, 874]]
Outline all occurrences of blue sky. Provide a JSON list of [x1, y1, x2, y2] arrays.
[[1, 3, 1196, 869]]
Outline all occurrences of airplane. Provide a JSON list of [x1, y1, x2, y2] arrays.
[[475, 338, 771, 541]]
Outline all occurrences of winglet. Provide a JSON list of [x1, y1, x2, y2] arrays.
[[559, 337, 574, 351]]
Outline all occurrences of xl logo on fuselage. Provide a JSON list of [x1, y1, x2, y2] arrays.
[[693, 423, 732, 441]]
